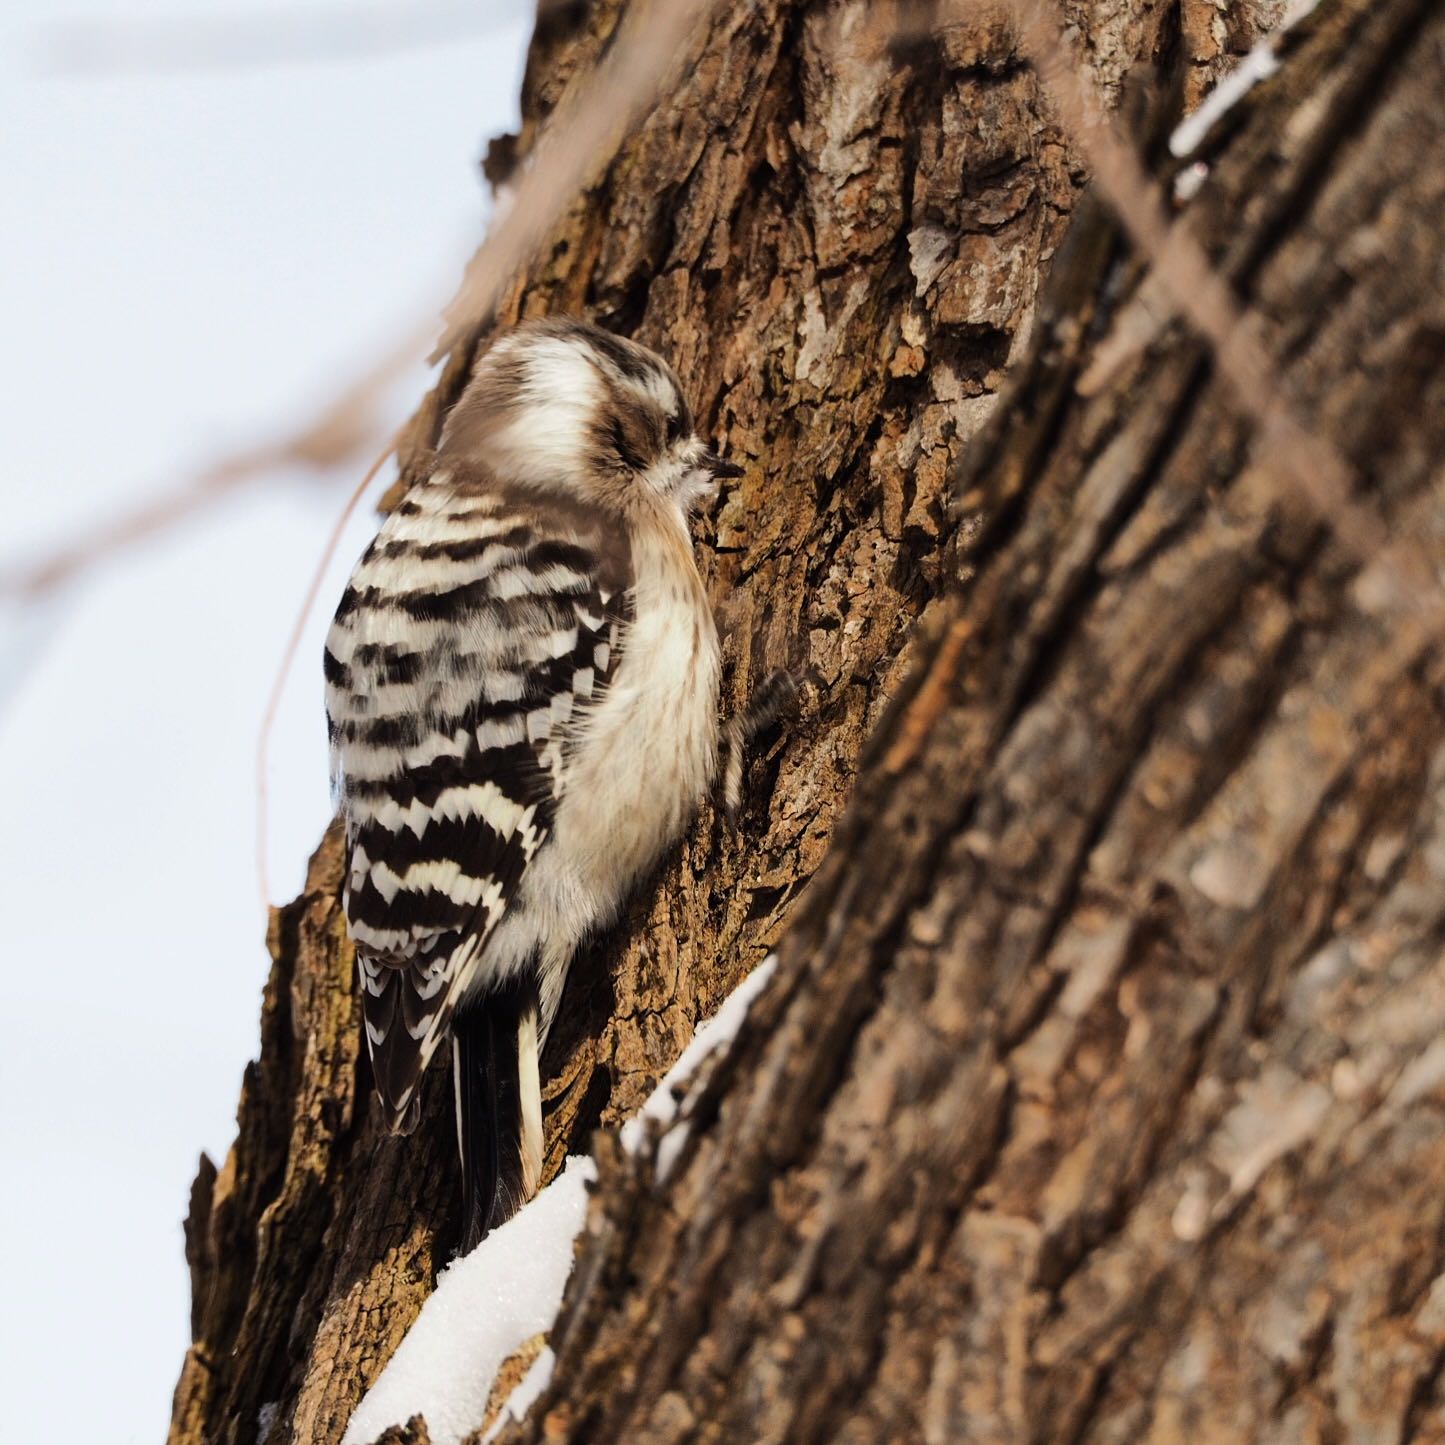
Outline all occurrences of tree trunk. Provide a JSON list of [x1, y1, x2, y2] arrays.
[[168, 1, 1445, 1442]]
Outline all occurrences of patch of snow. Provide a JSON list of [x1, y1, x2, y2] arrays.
[[481, 1347, 555, 1443], [1169, 0, 1320, 160], [342, 955, 779, 1445], [341, 1155, 595, 1445], [1172, 160, 1210, 204], [1170, 42, 1281, 158]]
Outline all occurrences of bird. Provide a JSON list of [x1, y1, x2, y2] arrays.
[[324, 316, 761, 1250]]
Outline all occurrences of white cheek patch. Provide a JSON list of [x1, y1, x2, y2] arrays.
[[641, 433, 713, 514], [647, 455, 715, 514], [675, 468, 718, 514]]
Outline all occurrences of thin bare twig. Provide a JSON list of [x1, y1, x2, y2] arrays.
[[253, 0, 728, 902], [5, 444, 288, 601], [256, 439, 397, 906]]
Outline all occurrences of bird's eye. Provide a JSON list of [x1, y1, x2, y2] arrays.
[[665, 410, 685, 445]]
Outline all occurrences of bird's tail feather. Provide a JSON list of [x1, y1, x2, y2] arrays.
[[453, 975, 543, 1253]]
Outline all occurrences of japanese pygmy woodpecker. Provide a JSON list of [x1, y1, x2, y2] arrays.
[[325, 317, 779, 1249]]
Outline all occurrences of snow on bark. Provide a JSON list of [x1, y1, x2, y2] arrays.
[[342, 957, 777, 1445], [620, 953, 777, 1179], [339, 1155, 594, 1445], [1170, 0, 1320, 157]]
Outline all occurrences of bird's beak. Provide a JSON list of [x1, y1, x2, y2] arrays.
[[702, 450, 746, 480]]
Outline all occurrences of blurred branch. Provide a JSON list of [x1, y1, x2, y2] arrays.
[[433, 0, 727, 358], [11, 0, 722, 611], [0, 347, 405, 601], [40, 0, 536, 76], [994, 0, 1445, 642]]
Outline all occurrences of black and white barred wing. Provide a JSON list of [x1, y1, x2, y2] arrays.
[[324, 477, 629, 1130]]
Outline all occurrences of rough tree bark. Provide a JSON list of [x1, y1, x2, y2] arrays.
[[168, 1, 1445, 1442]]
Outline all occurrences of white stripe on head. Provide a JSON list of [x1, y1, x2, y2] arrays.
[[484, 335, 602, 486], [624, 365, 679, 421]]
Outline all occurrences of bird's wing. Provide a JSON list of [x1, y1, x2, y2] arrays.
[[324, 473, 631, 1129]]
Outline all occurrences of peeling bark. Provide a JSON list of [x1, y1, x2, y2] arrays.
[[167, 1, 1445, 1442]]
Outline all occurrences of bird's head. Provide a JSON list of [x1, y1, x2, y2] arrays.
[[439, 317, 743, 514]]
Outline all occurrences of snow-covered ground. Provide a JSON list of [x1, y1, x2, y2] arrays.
[[0, 5, 529, 1440], [344, 957, 778, 1445]]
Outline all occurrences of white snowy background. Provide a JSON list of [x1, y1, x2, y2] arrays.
[[0, 3, 530, 1439]]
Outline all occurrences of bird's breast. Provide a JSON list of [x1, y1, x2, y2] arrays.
[[551, 523, 719, 912]]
